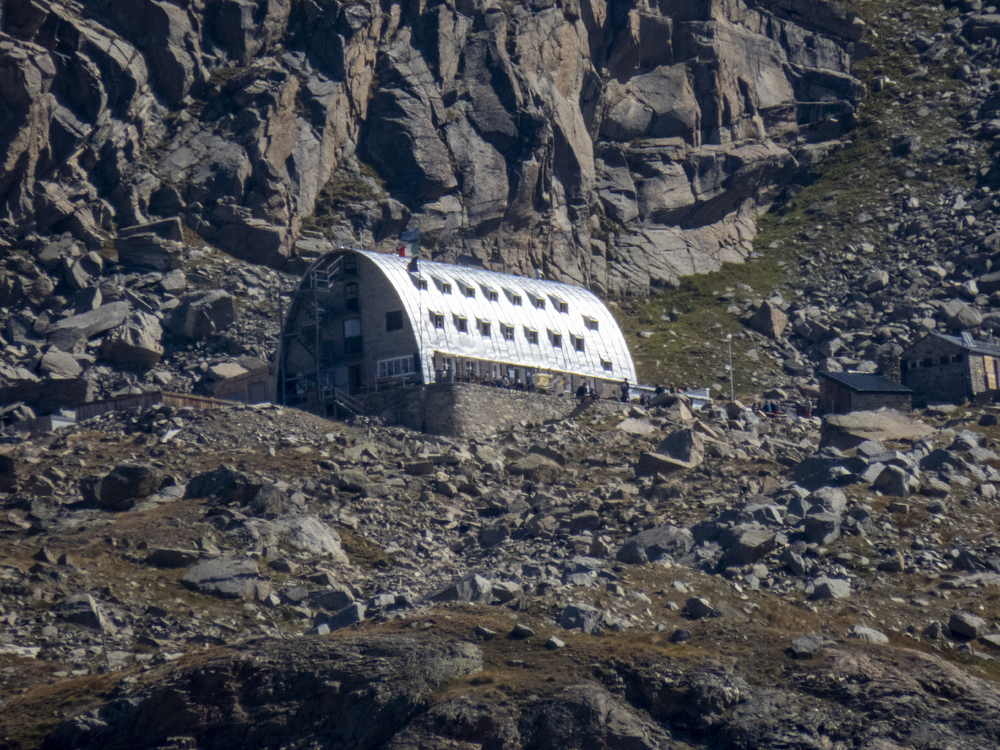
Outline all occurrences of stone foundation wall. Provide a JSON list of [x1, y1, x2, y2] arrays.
[[357, 383, 630, 437]]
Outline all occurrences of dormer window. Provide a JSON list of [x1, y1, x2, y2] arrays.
[[480, 321, 491, 337], [572, 335, 585, 353], [584, 316, 599, 331], [512, 294, 522, 306], [463, 285, 475, 298], [501, 324, 514, 341], [430, 312, 444, 329], [489, 290, 499, 302], [442, 282, 452, 294], [552, 333, 562, 348], [533, 296, 545, 310], [456, 316, 468, 333]]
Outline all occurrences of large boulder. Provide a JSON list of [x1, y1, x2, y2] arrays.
[[53, 594, 109, 630], [182, 556, 261, 599], [509, 453, 563, 483], [658, 428, 705, 464], [48, 302, 129, 340], [616, 524, 694, 564], [820, 410, 933, 450], [99, 311, 164, 368], [429, 573, 493, 603], [559, 602, 603, 634], [40, 349, 83, 379], [83, 462, 164, 511], [115, 219, 184, 271], [185, 466, 264, 505], [242, 515, 349, 564], [637, 428, 705, 474], [861, 269, 889, 293], [748, 301, 788, 339], [941, 299, 983, 331], [164, 290, 236, 340], [718, 528, 775, 569]]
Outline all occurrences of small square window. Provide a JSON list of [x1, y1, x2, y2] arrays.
[[431, 312, 444, 329], [602, 359, 613, 372], [512, 294, 522, 306], [489, 290, 499, 302], [533, 297, 545, 310], [464, 286, 475, 298], [481, 321, 491, 337], [456, 317, 468, 333], [585, 317, 599, 331], [386, 311, 403, 332], [574, 336, 585, 353], [417, 278, 428, 290], [527, 329, 539, 345], [552, 333, 562, 348], [559, 302, 569, 314], [952, 354, 963, 363], [501, 324, 514, 341], [921, 358, 933, 368], [345, 283, 358, 311], [442, 282, 452, 294]]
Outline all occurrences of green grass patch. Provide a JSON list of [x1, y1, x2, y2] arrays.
[[301, 167, 386, 237]]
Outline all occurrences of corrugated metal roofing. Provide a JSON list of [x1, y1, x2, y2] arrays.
[[932, 332, 1000, 357], [817, 371, 912, 393], [359, 250, 637, 385]]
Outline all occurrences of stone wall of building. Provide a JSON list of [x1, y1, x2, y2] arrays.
[[900, 336, 967, 403], [356, 383, 630, 437], [850, 392, 911, 413], [819, 381, 911, 414]]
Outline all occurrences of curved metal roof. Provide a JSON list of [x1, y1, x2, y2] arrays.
[[356, 250, 637, 385]]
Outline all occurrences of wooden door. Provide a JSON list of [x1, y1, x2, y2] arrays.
[[348, 365, 363, 392]]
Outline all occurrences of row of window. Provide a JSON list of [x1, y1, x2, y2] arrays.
[[377, 355, 416, 379], [377, 353, 615, 381], [427, 310, 588, 352], [904, 354, 963, 369], [386, 308, 594, 354], [412, 276, 597, 324]]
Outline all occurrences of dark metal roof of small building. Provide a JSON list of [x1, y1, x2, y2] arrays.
[[817, 371, 913, 393], [931, 332, 1000, 357]]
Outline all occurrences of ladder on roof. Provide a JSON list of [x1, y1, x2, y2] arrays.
[[311, 256, 344, 290]]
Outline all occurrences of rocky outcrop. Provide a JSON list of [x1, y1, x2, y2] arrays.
[[46, 636, 483, 750], [0, 0, 863, 293]]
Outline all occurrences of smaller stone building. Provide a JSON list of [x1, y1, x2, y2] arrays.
[[817, 371, 912, 414], [900, 332, 1000, 404]]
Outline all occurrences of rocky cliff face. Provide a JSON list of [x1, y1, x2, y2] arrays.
[[0, 0, 863, 295]]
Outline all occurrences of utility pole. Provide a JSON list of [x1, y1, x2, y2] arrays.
[[277, 282, 285, 406], [726, 333, 734, 402]]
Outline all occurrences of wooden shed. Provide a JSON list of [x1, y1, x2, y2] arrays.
[[817, 371, 912, 414]]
